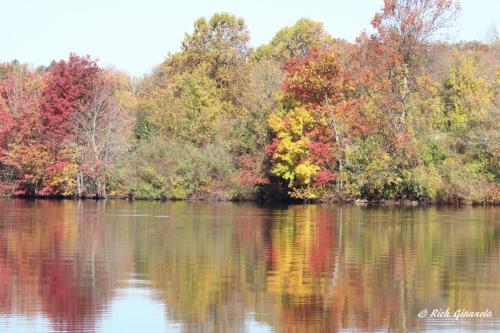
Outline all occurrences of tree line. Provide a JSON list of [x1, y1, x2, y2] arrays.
[[0, 0, 499, 203]]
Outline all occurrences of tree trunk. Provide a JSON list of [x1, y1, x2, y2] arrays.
[[332, 117, 343, 191], [338, 158, 343, 191], [76, 171, 83, 198], [96, 177, 107, 199]]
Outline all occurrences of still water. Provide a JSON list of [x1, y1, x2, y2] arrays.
[[0, 199, 498, 333]]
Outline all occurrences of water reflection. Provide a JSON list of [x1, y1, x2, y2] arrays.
[[0, 199, 498, 332]]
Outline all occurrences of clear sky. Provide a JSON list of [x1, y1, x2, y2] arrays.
[[1, 0, 498, 76]]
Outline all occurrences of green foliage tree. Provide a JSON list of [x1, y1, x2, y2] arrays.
[[254, 18, 334, 62], [126, 137, 234, 200], [146, 67, 224, 146], [441, 55, 492, 132], [435, 55, 499, 202], [165, 12, 250, 109]]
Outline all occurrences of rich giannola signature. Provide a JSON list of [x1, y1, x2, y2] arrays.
[[418, 308, 493, 320]]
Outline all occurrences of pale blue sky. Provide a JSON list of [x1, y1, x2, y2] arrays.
[[1, 0, 498, 76]]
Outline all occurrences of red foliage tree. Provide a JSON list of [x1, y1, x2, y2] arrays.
[[37, 54, 102, 196], [283, 48, 348, 105], [356, 0, 461, 129], [41, 54, 100, 146]]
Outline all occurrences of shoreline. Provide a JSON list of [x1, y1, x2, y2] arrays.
[[1, 195, 498, 207]]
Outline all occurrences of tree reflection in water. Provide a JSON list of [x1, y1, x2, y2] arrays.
[[0, 200, 498, 332]]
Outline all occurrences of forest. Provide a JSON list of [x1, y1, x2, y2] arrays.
[[0, 0, 499, 203]]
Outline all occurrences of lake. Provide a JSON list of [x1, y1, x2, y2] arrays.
[[0, 199, 498, 332]]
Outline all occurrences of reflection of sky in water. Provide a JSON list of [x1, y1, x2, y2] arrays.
[[4, 288, 497, 333], [0, 287, 275, 333], [0, 314, 52, 333], [3, 311, 498, 333], [245, 314, 275, 333], [99, 287, 179, 333], [0, 288, 174, 333]]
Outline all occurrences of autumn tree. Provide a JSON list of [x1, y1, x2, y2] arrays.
[[164, 12, 250, 109], [436, 55, 499, 202], [336, 0, 464, 200], [72, 71, 131, 198], [38, 55, 130, 198], [41, 54, 100, 145], [37, 54, 101, 195], [254, 18, 334, 63], [369, 0, 461, 125], [132, 13, 260, 199], [231, 59, 283, 197], [267, 48, 364, 199], [146, 67, 223, 146], [0, 64, 48, 195]]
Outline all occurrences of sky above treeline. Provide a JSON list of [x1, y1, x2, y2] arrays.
[[2, 0, 499, 76]]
